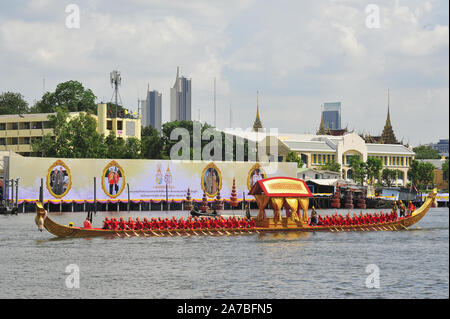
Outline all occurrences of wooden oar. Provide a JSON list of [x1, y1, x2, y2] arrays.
[[192, 230, 199, 236], [151, 230, 160, 237], [175, 231, 182, 237], [400, 224, 408, 230], [114, 232, 122, 238], [122, 230, 130, 237], [140, 230, 149, 237], [217, 230, 224, 235], [132, 231, 140, 237], [167, 230, 174, 237]]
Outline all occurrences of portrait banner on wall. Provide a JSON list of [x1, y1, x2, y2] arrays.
[[46, 160, 72, 199], [102, 160, 126, 198], [247, 163, 266, 191], [9, 154, 297, 203], [201, 162, 223, 198]]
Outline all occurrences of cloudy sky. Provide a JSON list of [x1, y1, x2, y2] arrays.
[[0, 0, 448, 146]]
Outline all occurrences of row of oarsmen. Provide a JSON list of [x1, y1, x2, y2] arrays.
[[101, 215, 257, 231], [310, 210, 405, 227]]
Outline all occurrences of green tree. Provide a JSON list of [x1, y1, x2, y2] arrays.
[[348, 155, 366, 185], [408, 160, 435, 189], [141, 126, 164, 159], [366, 157, 383, 184], [31, 80, 97, 114], [381, 168, 396, 187], [413, 145, 440, 159], [123, 137, 141, 159], [0, 92, 29, 115], [105, 135, 126, 159], [418, 162, 435, 189], [32, 109, 107, 158], [443, 159, 449, 183], [286, 151, 304, 168], [66, 113, 107, 158], [318, 160, 341, 172]]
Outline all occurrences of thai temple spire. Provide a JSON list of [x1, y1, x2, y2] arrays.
[[380, 88, 398, 144], [252, 90, 263, 132]]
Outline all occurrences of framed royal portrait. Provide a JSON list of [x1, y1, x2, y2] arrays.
[[102, 160, 126, 198], [201, 162, 222, 198], [247, 163, 266, 190], [46, 160, 72, 198]]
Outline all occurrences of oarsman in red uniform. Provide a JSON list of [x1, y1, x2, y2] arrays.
[[239, 217, 248, 229], [166, 217, 174, 230], [102, 216, 111, 230], [135, 217, 143, 230], [142, 217, 150, 230], [330, 215, 336, 226], [199, 217, 207, 229], [316, 215, 323, 226], [148, 218, 155, 230], [178, 217, 185, 229], [209, 217, 217, 229], [332, 215, 338, 226], [218, 217, 225, 229], [118, 217, 127, 230], [235, 217, 242, 228], [155, 217, 163, 230], [248, 217, 256, 228], [127, 217, 135, 230], [163, 218, 170, 230], [83, 217, 92, 229], [232, 217, 240, 228], [111, 217, 119, 230], [407, 201, 415, 216], [192, 217, 201, 229], [226, 217, 234, 229], [165, 218, 171, 229]]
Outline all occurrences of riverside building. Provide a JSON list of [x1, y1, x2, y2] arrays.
[[0, 103, 141, 156]]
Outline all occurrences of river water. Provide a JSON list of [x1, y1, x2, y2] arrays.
[[0, 208, 448, 299]]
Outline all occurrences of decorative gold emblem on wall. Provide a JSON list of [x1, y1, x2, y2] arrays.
[[46, 160, 72, 199], [102, 160, 126, 198]]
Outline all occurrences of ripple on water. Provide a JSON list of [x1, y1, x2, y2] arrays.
[[0, 208, 448, 298]]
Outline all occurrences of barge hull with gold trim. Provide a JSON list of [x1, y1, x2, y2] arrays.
[[35, 189, 436, 238]]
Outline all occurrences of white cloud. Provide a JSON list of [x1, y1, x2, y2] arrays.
[[0, 0, 447, 145]]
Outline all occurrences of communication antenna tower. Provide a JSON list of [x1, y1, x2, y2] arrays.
[[110, 70, 123, 118]]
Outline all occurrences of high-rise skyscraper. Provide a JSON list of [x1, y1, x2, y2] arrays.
[[142, 90, 162, 132], [322, 102, 341, 130], [170, 66, 191, 122]]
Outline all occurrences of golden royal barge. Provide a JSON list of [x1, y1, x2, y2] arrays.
[[35, 177, 437, 238]]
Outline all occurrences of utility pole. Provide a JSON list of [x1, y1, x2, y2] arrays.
[[214, 77, 216, 127]]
